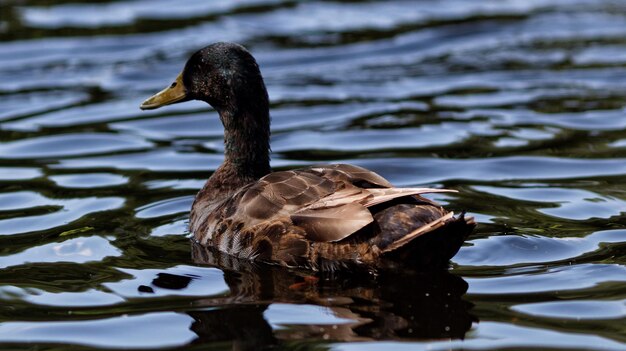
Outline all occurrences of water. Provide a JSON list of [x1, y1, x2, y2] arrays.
[[1, 0, 625, 350]]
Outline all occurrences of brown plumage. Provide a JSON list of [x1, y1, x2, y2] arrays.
[[141, 42, 475, 271]]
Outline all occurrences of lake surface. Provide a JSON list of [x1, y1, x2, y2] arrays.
[[1, 0, 625, 350]]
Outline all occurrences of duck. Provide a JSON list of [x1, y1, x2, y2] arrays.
[[140, 42, 475, 272]]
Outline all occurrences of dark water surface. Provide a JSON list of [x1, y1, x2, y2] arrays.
[[1, 0, 625, 350]]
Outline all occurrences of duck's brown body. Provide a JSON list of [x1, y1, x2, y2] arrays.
[[141, 42, 474, 271], [190, 163, 474, 271]]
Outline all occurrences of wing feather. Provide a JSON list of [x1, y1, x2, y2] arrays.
[[234, 166, 456, 244], [291, 202, 374, 242]]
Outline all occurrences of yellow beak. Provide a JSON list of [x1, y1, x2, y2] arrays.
[[140, 72, 187, 110]]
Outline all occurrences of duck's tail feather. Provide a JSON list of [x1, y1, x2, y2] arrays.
[[374, 205, 475, 269], [380, 211, 455, 253]]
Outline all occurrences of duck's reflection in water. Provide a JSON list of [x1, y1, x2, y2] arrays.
[[140, 244, 476, 350]]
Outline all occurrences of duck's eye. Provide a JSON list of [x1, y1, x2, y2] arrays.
[[170, 82, 177, 88]]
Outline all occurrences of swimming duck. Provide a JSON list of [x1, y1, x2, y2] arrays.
[[141, 42, 475, 271]]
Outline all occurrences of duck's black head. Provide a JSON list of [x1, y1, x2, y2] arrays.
[[140, 42, 269, 116]]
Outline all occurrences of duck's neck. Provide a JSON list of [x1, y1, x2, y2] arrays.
[[205, 101, 271, 197], [222, 106, 271, 179]]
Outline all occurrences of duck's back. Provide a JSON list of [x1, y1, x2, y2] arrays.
[[190, 164, 474, 270]]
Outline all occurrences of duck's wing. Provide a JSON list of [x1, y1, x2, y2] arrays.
[[292, 186, 455, 242], [236, 164, 455, 243], [237, 169, 336, 223]]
